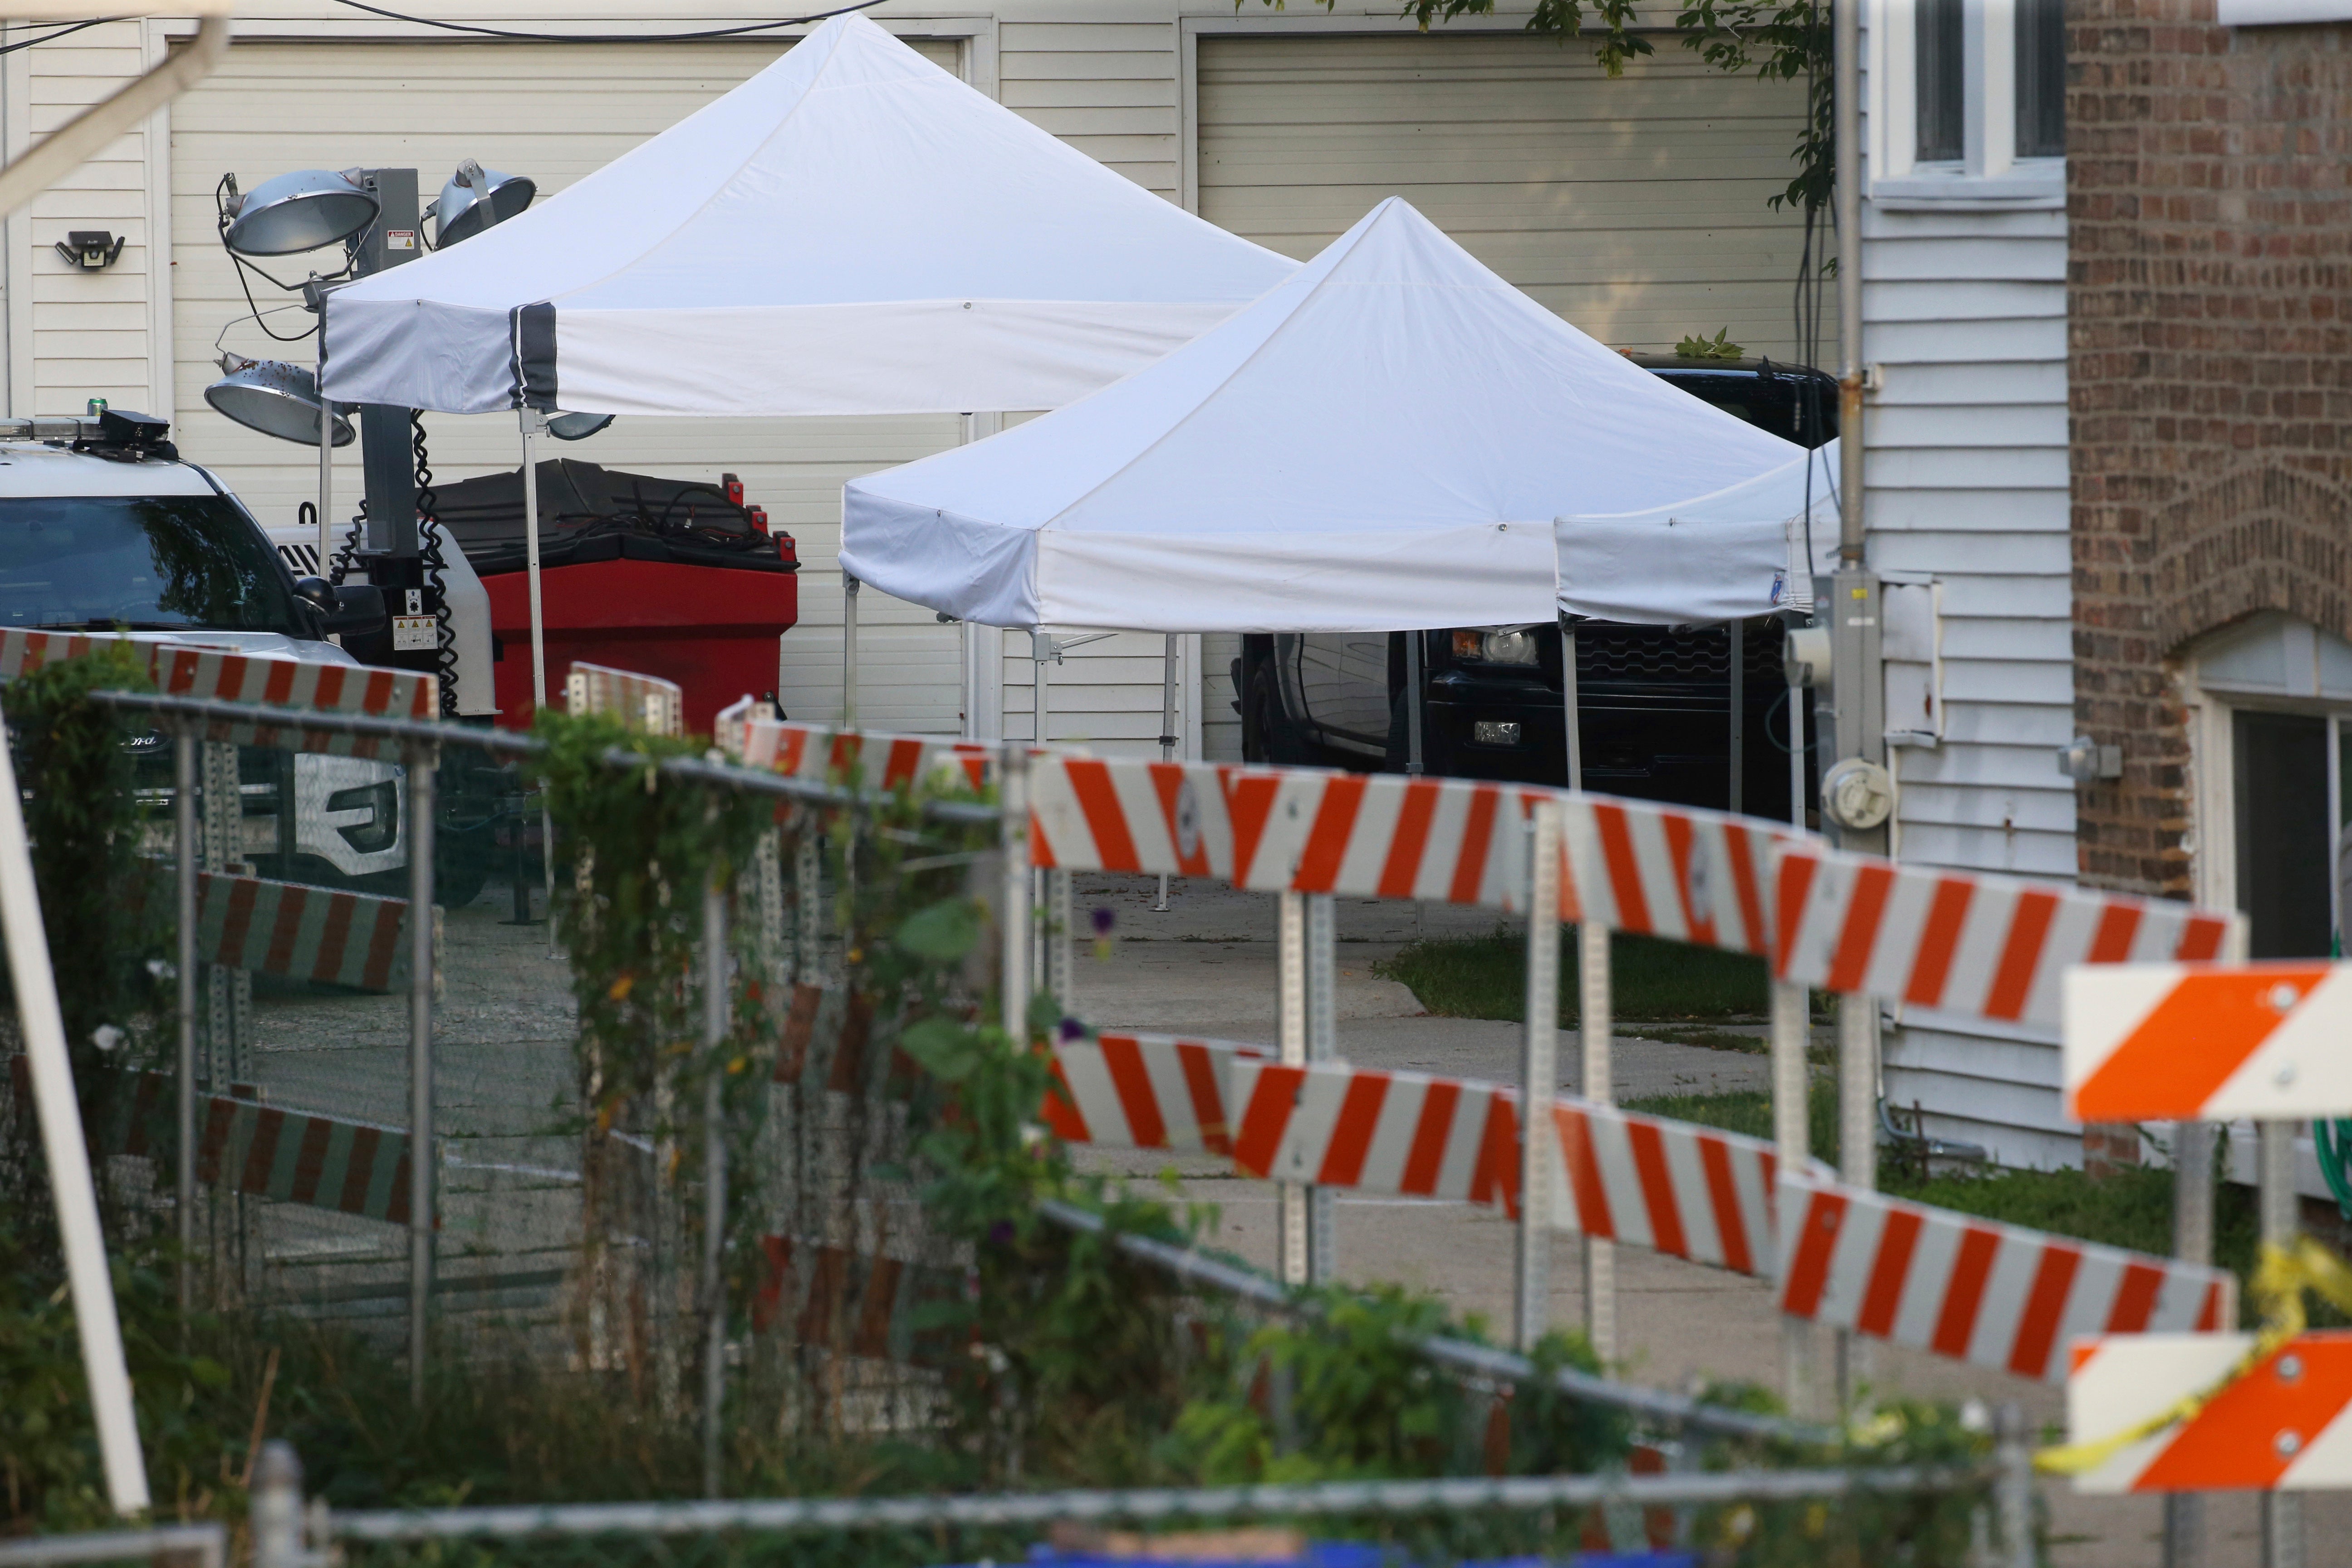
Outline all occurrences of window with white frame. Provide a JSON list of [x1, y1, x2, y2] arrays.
[[1875, 0, 2066, 201]]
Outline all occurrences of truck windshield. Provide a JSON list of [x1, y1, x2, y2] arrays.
[[0, 494, 303, 634]]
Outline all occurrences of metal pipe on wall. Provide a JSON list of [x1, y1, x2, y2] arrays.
[[406, 744, 437, 1406]]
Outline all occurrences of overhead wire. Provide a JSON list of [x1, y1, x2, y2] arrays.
[[0, 18, 114, 56], [323, 0, 892, 45]]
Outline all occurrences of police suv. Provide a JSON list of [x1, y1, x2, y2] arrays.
[[0, 410, 408, 888]]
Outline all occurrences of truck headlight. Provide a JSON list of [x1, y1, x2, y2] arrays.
[[327, 779, 399, 854], [1451, 627, 1541, 666]]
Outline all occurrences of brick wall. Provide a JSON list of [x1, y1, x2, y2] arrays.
[[2069, 0, 2352, 900]]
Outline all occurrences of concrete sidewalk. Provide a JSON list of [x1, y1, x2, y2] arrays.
[[1063, 873, 2351, 1568]]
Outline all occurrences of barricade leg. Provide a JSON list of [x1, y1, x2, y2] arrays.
[[405, 742, 437, 1406], [1304, 892, 1337, 1285], [2165, 1117, 2213, 1568], [1770, 978, 1816, 1413], [1044, 867, 1073, 1016], [1277, 891, 1309, 1288], [1836, 991, 1877, 1404], [1517, 803, 1562, 1351], [701, 867, 729, 1499], [2260, 1118, 2303, 1568], [1579, 916, 1614, 1361]]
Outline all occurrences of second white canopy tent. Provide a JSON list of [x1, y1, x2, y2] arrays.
[[844, 196, 1816, 772]]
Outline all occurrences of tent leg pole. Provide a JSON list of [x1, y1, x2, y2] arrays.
[[519, 409, 557, 956], [1156, 632, 1176, 911], [1033, 629, 1051, 746], [842, 573, 859, 728], [1728, 620, 1744, 816], [1561, 619, 1582, 793], [1405, 631, 1424, 776], [317, 340, 333, 568]]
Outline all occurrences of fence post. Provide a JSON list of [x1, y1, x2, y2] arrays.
[[251, 1442, 304, 1568], [1835, 991, 1877, 1404], [701, 863, 729, 1500], [1517, 800, 1562, 1351], [1000, 744, 1031, 1043], [174, 724, 199, 1313], [1304, 892, 1337, 1284], [1770, 978, 1814, 1414], [2260, 1118, 2304, 1568], [1579, 915, 1614, 1361], [1277, 890, 1309, 1288], [1994, 1403, 2034, 1568], [405, 742, 437, 1407], [2163, 1112, 2211, 1568]]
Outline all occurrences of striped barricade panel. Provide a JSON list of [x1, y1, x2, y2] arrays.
[[10, 1058, 419, 1224], [1545, 1097, 1801, 1278], [2063, 960, 2352, 1123], [1043, 1032, 1268, 1155], [1771, 843, 2236, 1032], [196, 870, 409, 991], [566, 662, 682, 736], [1775, 1175, 2234, 1384], [1030, 759, 1534, 911], [1225, 1058, 1519, 1210], [1558, 794, 1791, 957], [716, 702, 991, 794], [2065, 1331, 2352, 1493], [751, 1234, 965, 1367], [0, 628, 438, 760]]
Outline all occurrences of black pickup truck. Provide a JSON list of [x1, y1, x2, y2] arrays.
[[1236, 354, 1836, 820]]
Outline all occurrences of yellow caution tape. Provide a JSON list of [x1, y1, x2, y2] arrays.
[[2035, 1236, 2352, 1476]]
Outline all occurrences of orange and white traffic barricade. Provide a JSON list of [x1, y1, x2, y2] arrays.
[[2064, 1331, 2352, 1493], [1225, 1057, 1519, 1210], [1043, 1031, 1265, 1156], [2064, 960, 2352, 1123], [566, 661, 682, 736], [1773, 843, 2235, 1034], [1775, 1174, 2234, 1384], [714, 696, 991, 794]]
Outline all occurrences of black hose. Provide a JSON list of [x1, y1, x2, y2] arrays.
[[412, 411, 460, 718]]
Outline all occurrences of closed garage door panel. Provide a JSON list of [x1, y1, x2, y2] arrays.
[[171, 38, 964, 733]]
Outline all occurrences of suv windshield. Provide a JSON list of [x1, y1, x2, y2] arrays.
[[0, 494, 304, 634]]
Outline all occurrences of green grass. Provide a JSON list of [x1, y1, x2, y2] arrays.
[[1376, 929, 1770, 1024]]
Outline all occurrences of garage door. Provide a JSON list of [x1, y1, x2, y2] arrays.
[[1193, 30, 1814, 759], [170, 37, 965, 733]]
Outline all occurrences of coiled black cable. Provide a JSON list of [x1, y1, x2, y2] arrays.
[[328, 498, 366, 585], [411, 411, 460, 717]]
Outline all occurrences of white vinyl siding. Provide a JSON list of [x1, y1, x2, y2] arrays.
[[1856, 16, 2078, 1168], [15, 21, 161, 419], [164, 35, 966, 733], [1001, 20, 1180, 197]]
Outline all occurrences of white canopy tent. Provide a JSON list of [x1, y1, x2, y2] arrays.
[[317, 12, 1294, 720], [1554, 437, 1842, 624], [842, 197, 1799, 633]]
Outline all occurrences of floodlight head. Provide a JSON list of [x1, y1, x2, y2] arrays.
[[205, 355, 355, 447], [433, 160, 536, 247], [222, 168, 381, 257], [547, 410, 614, 441]]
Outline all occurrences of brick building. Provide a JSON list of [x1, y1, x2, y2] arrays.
[[2069, 0, 2352, 963]]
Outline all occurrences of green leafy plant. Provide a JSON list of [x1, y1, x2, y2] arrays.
[[1676, 327, 1746, 360]]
